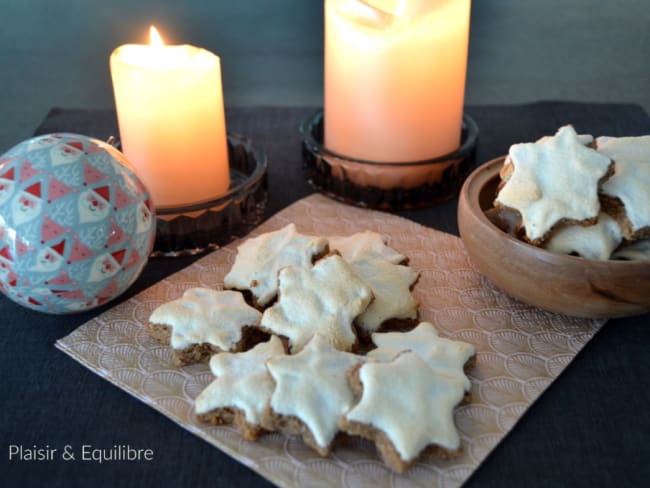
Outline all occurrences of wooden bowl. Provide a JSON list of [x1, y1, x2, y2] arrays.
[[458, 157, 650, 318]]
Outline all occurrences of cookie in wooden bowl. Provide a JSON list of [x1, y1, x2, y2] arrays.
[[458, 157, 650, 318]]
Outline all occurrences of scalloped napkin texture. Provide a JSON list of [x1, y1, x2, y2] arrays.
[[56, 194, 606, 488]]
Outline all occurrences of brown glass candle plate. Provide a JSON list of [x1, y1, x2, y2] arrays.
[[301, 110, 478, 210], [152, 133, 268, 257]]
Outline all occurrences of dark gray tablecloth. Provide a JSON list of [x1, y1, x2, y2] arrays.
[[2, 103, 649, 487]]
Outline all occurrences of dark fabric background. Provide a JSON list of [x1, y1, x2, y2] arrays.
[[1, 103, 649, 487]]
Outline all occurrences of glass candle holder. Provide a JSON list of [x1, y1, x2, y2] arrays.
[[300, 110, 478, 210], [152, 133, 268, 257]]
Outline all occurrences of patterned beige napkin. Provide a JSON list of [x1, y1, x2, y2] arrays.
[[56, 194, 605, 487]]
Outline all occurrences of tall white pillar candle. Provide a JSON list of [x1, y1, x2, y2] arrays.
[[110, 27, 230, 208], [325, 0, 471, 172]]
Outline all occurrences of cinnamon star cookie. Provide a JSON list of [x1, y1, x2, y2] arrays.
[[263, 334, 364, 456], [340, 351, 466, 473], [329, 231, 407, 264], [224, 223, 328, 307], [330, 231, 418, 335], [496, 125, 613, 244], [543, 212, 623, 260], [596, 135, 650, 240], [195, 336, 286, 440], [260, 254, 373, 353], [148, 288, 262, 365], [367, 322, 475, 392]]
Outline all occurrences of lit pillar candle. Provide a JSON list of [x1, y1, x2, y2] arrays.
[[110, 27, 229, 208], [325, 0, 471, 166]]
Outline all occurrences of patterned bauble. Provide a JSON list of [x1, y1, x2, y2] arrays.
[[0, 133, 155, 313]]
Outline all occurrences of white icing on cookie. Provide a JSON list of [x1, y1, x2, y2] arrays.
[[195, 336, 286, 423], [266, 334, 363, 449], [260, 254, 373, 353], [329, 231, 406, 264], [537, 133, 594, 145], [224, 223, 328, 307], [496, 125, 612, 243], [350, 258, 419, 333], [611, 239, 650, 261], [329, 231, 418, 333], [543, 212, 622, 260], [597, 136, 650, 235], [149, 288, 261, 350], [343, 351, 466, 460], [367, 322, 474, 391]]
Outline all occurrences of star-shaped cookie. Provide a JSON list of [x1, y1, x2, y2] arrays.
[[348, 258, 419, 335], [264, 334, 363, 456], [597, 135, 650, 240], [329, 231, 407, 264], [224, 223, 329, 307], [367, 322, 475, 391], [340, 351, 466, 473], [148, 288, 262, 365], [260, 254, 373, 353], [195, 336, 286, 440], [543, 211, 622, 259], [330, 232, 418, 335], [496, 125, 613, 244]]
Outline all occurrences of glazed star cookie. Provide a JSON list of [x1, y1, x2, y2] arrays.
[[340, 351, 467, 473], [596, 136, 650, 240], [195, 336, 286, 441], [148, 288, 263, 366], [543, 212, 623, 260], [348, 258, 419, 336], [330, 232, 419, 336], [263, 334, 364, 456], [499, 129, 596, 183], [536, 132, 594, 145], [495, 125, 614, 244], [260, 254, 373, 353], [224, 223, 329, 308], [329, 231, 407, 264], [367, 322, 475, 392]]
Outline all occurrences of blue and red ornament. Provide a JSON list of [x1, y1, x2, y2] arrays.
[[0, 133, 155, 313]]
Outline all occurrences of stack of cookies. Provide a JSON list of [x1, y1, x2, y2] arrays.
[[491, 126, 650, 260], [147, 224, 475, 473]]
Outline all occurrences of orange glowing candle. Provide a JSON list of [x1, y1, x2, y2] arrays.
[[325, 0, 471, 164], [110, 26, 229, 208]]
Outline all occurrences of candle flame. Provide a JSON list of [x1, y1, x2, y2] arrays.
[[393, 0, 406, 16], [149, 26, 164, 47]]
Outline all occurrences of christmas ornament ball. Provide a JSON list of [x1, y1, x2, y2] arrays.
[[0, 133, 155, 313]]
